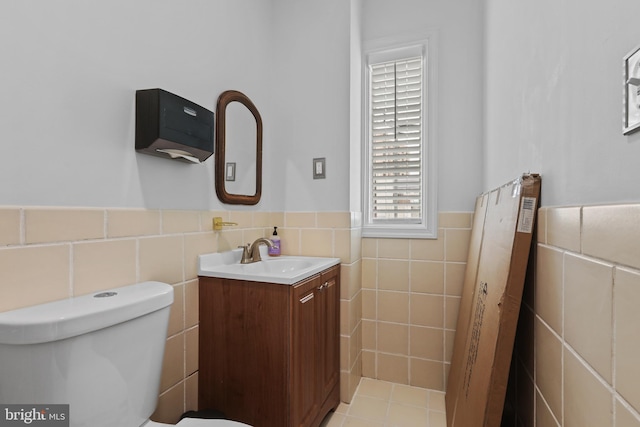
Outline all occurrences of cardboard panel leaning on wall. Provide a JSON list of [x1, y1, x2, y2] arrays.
[[445, 192, 489, 415], [446, 174, 541, 427]]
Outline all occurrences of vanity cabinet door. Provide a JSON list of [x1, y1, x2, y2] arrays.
[[316, 266, 340, 409], [291, 266, 340, 427], [292, 276, 321, 427]]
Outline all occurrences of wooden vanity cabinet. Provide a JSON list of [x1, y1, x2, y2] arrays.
[[198, 265, 340, 427]]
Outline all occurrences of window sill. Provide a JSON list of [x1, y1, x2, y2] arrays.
[[362, 224, 438, 239]]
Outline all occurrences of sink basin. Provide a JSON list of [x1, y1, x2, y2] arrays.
[[198, 247, 340, 285], [241, 258, 314, 274]]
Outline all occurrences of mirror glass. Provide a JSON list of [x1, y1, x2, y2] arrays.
[[215, 90, 262, 205], [224, 102, 256, 195]]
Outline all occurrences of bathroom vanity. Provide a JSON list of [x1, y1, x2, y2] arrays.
[[198, 253, 340, 427]]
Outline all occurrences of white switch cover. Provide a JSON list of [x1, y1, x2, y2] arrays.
[[313, 158, 326, 179]]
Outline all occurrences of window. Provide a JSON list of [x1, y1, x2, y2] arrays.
[[363, 39, 437, 238]]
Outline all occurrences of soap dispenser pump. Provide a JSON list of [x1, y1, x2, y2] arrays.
[[268, 227, 281, 256]]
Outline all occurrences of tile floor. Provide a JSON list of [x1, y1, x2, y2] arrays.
[[321, 378, 447, 427]]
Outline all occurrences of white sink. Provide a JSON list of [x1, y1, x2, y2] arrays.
[[198, 247, 340, 285]]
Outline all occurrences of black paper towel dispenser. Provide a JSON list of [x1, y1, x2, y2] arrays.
[[135, 88, 214, 163]]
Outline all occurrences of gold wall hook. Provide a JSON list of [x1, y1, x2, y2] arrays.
[[213, 216, 238, 231]]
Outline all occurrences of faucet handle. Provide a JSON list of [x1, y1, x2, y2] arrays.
[[238, 244, 251, 264]]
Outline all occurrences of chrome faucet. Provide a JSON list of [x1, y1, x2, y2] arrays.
[[239, 238, 275, 264]]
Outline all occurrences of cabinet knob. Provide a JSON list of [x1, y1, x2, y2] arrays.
[[317, 281, 329, 291]]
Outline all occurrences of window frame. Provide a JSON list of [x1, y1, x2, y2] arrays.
[[362, 35, 438, 239]]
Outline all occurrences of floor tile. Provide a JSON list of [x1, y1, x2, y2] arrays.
[[347, 395, 389, 421], [387, 402, 429, 426], [321, 377, 447, 427], [358, 377, 394, 400], [428, 390, 446, 411], [392, 384, 429, 407]]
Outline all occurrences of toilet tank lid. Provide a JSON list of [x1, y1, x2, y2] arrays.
[[0, 281, 174, 345]]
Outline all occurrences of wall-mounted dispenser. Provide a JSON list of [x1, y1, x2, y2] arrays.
[[135, 88, 214, 163]]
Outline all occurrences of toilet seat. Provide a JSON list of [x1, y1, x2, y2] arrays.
[[176, 419, 250, 427], [145, 418, 251, 426]]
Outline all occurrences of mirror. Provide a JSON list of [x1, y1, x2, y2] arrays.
[[215, 90, 262, 205]]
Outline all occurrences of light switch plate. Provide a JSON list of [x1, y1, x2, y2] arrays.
[[226, 162, 236, 181], [313, 158, 326, 179]]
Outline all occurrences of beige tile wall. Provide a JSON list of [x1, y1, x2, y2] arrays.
[[0, 207, 361, 423], [20, 203, 639, 425], [361, 212, 472, 391], [508, 204, 640, 427]]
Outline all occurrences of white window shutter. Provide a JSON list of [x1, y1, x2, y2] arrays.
[[370, 57, 423, 221]]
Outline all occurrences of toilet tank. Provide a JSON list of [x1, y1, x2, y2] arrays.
[[0, 281, 174, 427]]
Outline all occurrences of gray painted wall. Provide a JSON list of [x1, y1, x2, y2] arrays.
[[484, 0, 640, 206]]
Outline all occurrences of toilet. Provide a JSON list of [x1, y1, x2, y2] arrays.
[[0, 281, 250, 427]]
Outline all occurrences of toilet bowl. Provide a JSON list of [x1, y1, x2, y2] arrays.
[[0, 281, 250, 427]]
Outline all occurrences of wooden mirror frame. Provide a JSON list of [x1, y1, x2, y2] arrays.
[[215, 90, 263, 205]]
